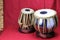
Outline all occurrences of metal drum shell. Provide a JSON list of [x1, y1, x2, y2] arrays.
[[34, 15, 58, 33], [34, 9, 58, 38]]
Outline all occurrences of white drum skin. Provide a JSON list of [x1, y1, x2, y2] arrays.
[[34, 9, 58, 38]]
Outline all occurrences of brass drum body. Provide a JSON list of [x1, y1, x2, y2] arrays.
[[34, 9, 58, 38], [18, 8, 35, 33]]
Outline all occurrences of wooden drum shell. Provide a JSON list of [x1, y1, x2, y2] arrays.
[[18, 8, 35, 33]]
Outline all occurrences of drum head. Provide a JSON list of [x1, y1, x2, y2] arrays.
[[34, 9, 57, 18], [21, 8, 34, 14]]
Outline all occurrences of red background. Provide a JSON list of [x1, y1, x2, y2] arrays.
[[0, 0, 60, 40]]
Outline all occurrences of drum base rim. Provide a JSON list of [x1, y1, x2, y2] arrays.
[[36, 31, 55, 38], [18, 25, 35, 33]]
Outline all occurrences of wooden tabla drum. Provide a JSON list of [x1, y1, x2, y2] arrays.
[[18, 8, 35, 33], [34, 9, 58, 38]]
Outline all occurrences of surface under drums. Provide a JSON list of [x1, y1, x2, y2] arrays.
[[0, 0, 3, 32]]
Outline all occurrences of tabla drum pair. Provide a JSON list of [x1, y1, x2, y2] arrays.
[[18, 8, 58, 38]]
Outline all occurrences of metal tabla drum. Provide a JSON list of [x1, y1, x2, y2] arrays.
[[34, 9, 58, 38], [18, 8, 35, 33]]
